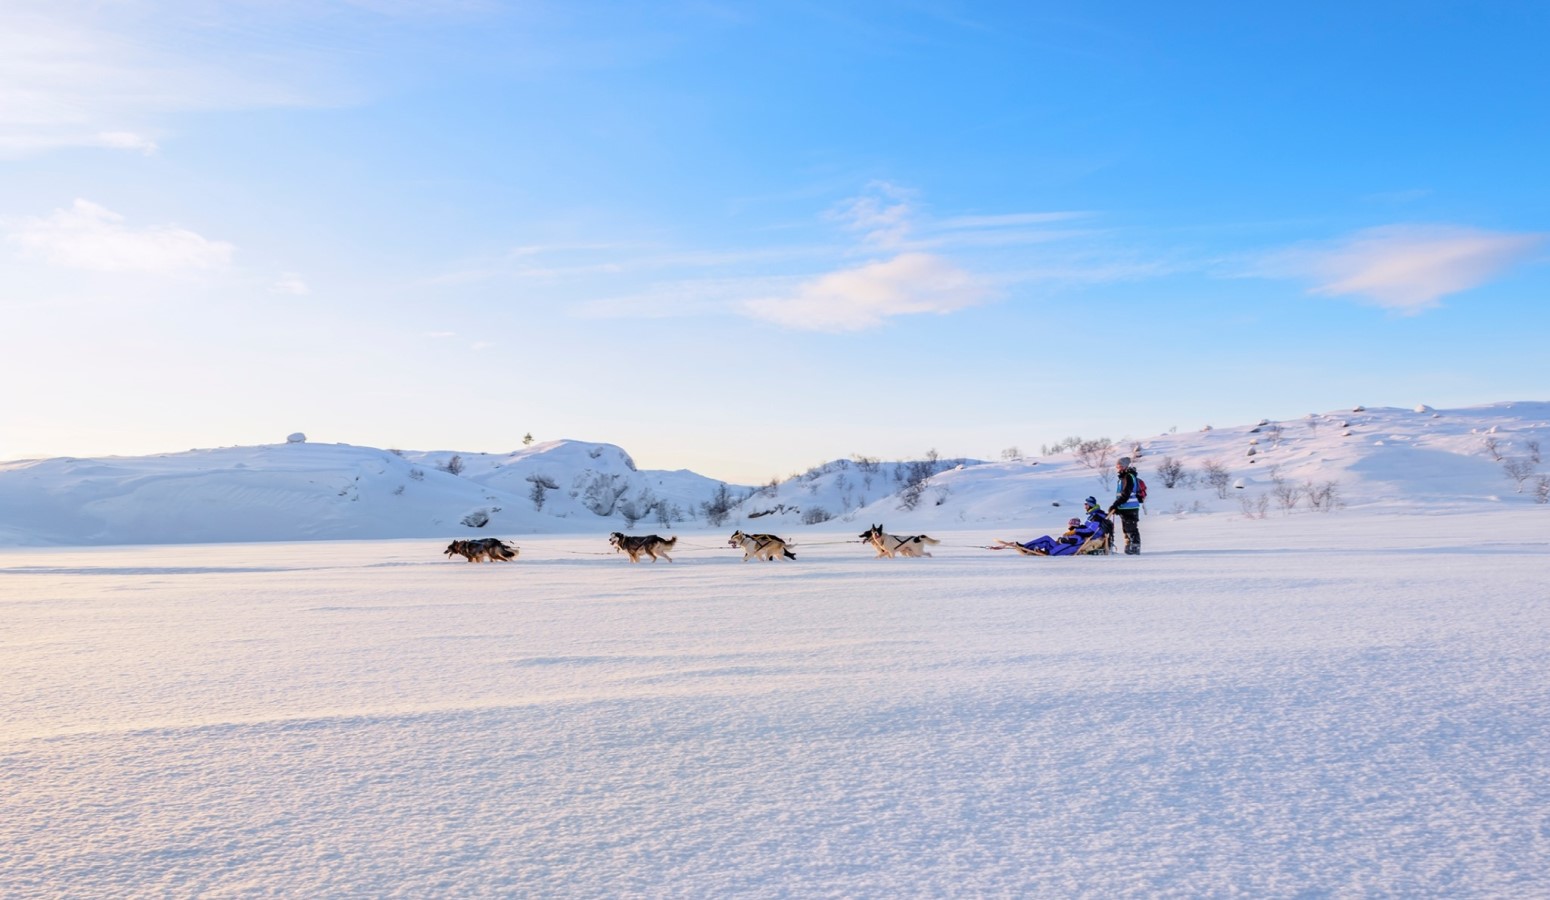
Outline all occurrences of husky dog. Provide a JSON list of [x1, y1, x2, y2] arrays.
[[859, 523, 940, 558], [728, 530, 796, 562], [609, 532, 677, 563], [444, 538, 519, 562]]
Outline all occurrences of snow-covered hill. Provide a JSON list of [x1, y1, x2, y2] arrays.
[[0, 439, 737, 546], [2, 402, 1547, 546], [729, 401, 1550, 530]]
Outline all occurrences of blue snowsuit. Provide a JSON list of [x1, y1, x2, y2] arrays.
[[1019, 518, 1103, 556]]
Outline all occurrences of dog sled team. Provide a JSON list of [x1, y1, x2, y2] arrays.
[[443, 456, 1145, 564]]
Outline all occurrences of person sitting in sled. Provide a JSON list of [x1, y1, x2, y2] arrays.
[[989, 516, 1101, 556], [1081, 495, 1113, 548]]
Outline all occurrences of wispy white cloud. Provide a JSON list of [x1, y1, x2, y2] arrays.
[[272, 274, 311, 295], [742, 252, 994, 332], [4, 199, 234, 274], [826, 181, 918, 250], [451, 184, 1110, 331], [0, 1, 437, 158], [95, 131, 159, 155], [1262, 225, 1546, 312]]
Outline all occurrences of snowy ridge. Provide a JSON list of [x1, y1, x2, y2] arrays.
[[2, 402, 1547, 546]]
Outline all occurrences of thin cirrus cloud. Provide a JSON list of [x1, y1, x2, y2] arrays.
[[4, 199, 234, 274], [1266, 224, 1546, 312], [0, 1, 391, 159], [741, 252, 995, 332]]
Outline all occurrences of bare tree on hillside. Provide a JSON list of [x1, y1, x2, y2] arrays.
[[1202, 459, 1232, 499], [1071, 438, 1114, 470], [1157, 456, 1187, 489], [1305, 480, 1342, 512], [701, 484, 735, 527], [1503, 458, 1538, 493]]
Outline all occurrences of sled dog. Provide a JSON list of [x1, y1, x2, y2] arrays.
[[728, 530, 796, 562], [859, 523, 940, 558], [609, 532, 677, 563], [444, 538, 519, 562]]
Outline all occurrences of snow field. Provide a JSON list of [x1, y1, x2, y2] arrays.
[[3, 511, 1549, 896]]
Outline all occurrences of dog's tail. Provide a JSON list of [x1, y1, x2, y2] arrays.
[[662, 536, 678, 548], [916, 535, 940, 545]]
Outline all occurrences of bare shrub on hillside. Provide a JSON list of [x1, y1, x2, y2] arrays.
[[1305, 480, 1342, 512], [1503, 458, 1538, 493], [700, 483, 736, 527], [1483, 436, 1504, 461], [802, 507, 833, 525], [1270, 471, 1303, 513], [1157, 456, 1187, 488], [1533, 476, 1550, 504], [896, 450, 943, 511], [1202, 459, 1232, 498], [1073, 438, 1115, 471]]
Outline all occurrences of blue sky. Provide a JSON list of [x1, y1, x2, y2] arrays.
[[2, 1, 1546, 484]]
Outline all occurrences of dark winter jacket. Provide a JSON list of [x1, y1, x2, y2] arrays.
[[1111, 468, 1141, 512]]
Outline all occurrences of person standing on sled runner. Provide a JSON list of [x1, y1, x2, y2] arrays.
[[1108, 456, 1142, 554]]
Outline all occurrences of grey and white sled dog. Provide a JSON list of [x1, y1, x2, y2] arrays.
[[728, 530, 796, 562], [444, 538, 519, 562], [609, 532, 677, 563], [859, 523, 939, 558]]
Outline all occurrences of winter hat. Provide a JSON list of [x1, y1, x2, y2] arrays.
[[1116, 456, 1132, 468], [1084, 496, 1098, 507], [1068, 517, 1081, 528]]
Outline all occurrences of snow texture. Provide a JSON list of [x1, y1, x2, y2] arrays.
[[3, 402, 1550, 896], [4, 513, 1549, 896]]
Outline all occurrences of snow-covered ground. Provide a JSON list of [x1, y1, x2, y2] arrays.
[[5, 509, 1549, 896]]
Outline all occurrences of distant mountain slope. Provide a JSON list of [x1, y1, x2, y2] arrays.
[[1, 403, 1545, 546], [0, 439, 742, 546], [732, 402, 1550, 529]]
